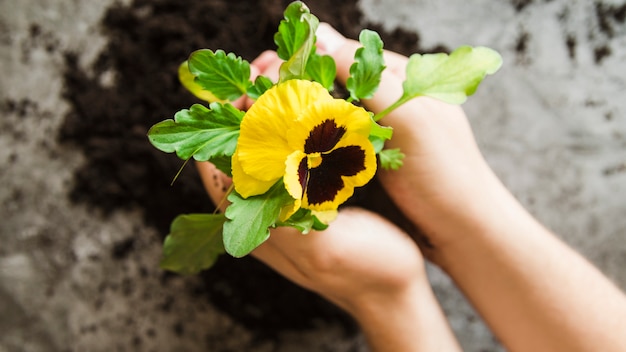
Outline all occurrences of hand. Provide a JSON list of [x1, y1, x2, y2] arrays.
[[196, 47, 460, 351], [315, 24, 626, 352], [317, 24, 509, 263]]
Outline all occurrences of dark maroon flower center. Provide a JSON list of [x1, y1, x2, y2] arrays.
[[298, 119, 366, 205], [304, 119, 346, 153]]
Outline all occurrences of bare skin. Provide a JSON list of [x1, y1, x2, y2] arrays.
[[197, 23, 626, 352]]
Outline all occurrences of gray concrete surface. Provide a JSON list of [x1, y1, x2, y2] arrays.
[[1, 0, 625, 351]]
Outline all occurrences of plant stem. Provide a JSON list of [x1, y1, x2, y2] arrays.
[[372, 95, 411, 121]]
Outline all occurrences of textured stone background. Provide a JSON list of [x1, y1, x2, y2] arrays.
[[1, 0, 625, 351]]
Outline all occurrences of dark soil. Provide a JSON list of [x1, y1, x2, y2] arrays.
[[59, 0, 437, 341]]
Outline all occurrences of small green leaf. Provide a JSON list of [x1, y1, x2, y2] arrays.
[[369, 117, 393, 154], [276, 208, 315, 234], [223, 182, 293, 257], [346, 29, 386, 101], [369, 136, 385, 154], [247, 75, 274, 100], [147, 102, 243, 162], [160, 214, 226, 275], [306, 53, 336, 91], [369, 118, 393, 141], [274, 1, 319, 81], [402, 46, 502, 105], [379, 148, 405, 170], [188, 49, 252, 101], [311, 215, 329, 231]]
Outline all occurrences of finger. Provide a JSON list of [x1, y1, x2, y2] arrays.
[[195, 161, 232, 212], [251, 50, 279, 75], [251, 227, 317, 289], [255, 207, 417, 278], [254, 52, 282, 83]]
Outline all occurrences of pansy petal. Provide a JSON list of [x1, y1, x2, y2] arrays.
[[279, 198, 301, 222], [288, 99, 371, 152], [284, 150, 307, 200], [311, 209, 338, 225], [332, 133, 378, 188], [303, 134, 376, 211], [238, 80, 333, 181], [231, 148, 278, 198]]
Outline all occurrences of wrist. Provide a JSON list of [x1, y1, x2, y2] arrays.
[[414, 166, 534, 269], [349, 279, 460, 351]]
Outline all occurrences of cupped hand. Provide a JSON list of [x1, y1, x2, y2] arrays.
[[316, 24, 507, 262], [196, 50, 426, 316]]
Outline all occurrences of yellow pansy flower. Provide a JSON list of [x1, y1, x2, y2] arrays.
[[233, 79, 377, 214]]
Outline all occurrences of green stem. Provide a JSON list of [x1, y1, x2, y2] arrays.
[[372, 95, 412, 121]]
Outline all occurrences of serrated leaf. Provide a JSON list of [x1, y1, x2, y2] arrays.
[[147, 102, 243, 162], [160, 214, 226, 275], [379, 148, 405, 170], [223, 182, 293, 257], [306, 53, 336, 91], [275, 1, 318, 60], [346, 29, 385, 101], [402, 46, 502, 105], [247, 75, 274, 100], [274, 1, 319, 81], [178, 61, 223, 103], [188, 49, 252, 101]]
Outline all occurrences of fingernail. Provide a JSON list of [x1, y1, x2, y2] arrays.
[[316, 23, 346, 55]]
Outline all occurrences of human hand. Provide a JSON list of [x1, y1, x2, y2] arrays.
[[318, 25, 626, 352], [196, 47, 461, 350], [196, 51, 426, 317], [316, 24, 509, 263]]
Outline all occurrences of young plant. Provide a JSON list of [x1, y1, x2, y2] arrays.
[[148, 1, 502, 275]]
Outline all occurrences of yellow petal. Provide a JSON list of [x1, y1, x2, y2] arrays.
[[332, 133, 378, 189], [279, 198, 301, 222], [287, 99, 371, 152], [231, 147, 278, 198], [237, 80, 333, 181], [283, 150, 306, 200], [303, 134, 377, 212], [311, 209, 338, 224]]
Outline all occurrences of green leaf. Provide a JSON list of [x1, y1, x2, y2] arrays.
[[147, 102, 243, 162], [223, 182, 294, 257], [311, 215, 329, 231], [402, 46, 502, 105], [346, 29, 386, 101], [160, 214, 226, 275], [275, 1, 318, 60], [379, 148, 405, 170], [306, 53, 336, 91], [178, 61, 222, 103], [276, 208, 315, 234], [247, 75, 274, 100], [188, 49, 252, 101], [207, 154, 233, 177], [369, 118, 393, 141], [368, 117, 393, 154], [274, 1, 319, 81]]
